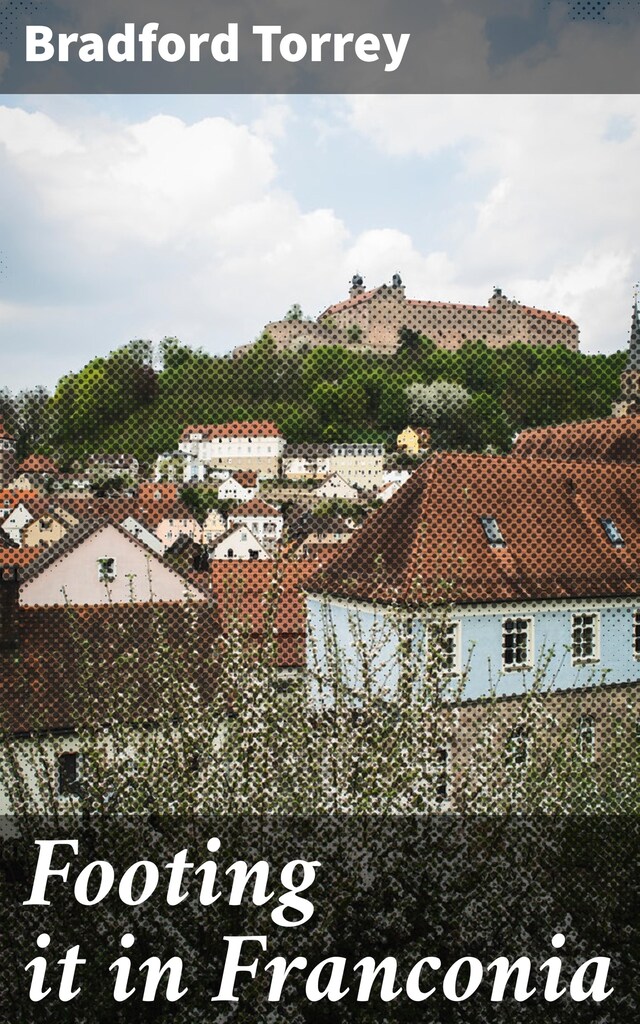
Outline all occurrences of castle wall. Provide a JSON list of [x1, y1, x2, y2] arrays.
[[261, 286, 579, 355]]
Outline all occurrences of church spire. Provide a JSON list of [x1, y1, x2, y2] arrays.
[[612, 286, 640, 415], [628, 284, 640, 372]]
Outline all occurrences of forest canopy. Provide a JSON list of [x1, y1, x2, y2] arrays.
[[0, 332, 627, 467]]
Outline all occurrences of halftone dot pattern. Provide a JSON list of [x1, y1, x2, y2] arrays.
[[0, 277, 638, 822]]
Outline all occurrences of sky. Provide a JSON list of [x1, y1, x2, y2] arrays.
[[1, 92, 639, 393]]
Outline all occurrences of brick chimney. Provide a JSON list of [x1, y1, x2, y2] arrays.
[[0, 567, 19, 650]]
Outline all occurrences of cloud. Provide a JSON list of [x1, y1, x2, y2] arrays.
[[0, 101, 451, 389], [345, 95, 640, 351]]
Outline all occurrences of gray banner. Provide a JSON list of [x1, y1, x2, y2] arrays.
[[1, 0, 640, 93]]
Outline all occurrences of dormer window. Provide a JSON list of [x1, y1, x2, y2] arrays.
[[601, 517, 624, 547], [479, 515, 505, 547]]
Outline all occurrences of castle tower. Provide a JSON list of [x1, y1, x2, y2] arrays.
[[612, 289, 640, 417], [0, 419, 16, 485]]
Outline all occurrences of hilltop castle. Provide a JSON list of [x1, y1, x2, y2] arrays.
[[256, 275, 580, 355]]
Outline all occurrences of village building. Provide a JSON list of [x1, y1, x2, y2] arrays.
[[21, 509, 74, 548], [217, 470, 259, 502], [178, 421, 285, 480], [11, 454, 60, 492], [314, 473, 360, 501], [305, 452, 640, 709], [227, 497, 284, 547], [155, 516, 203, 548], [377, 479, 404, 503], [256, 276, 579, 356], [209, 524, 272, 561], [86, 452, 139, 480], [202, 508, 227, 544], [1, 500, 37, 545], [282, 442, 385, 489], [18, 521, 208, 606], [397, 426, 431, 455]]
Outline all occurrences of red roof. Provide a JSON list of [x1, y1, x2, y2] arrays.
[[306, 452, 640, 606], [228, 497, 281, 519], [18, 454, 59, 474], [320, 287, 576, 327], [0, 603, 220, 734], [229, 470, 258, 488], [513, 416, 640, 463], [179, 420, 282, 442], [0, 419, 15, 441], [211, 559, 333, 667]]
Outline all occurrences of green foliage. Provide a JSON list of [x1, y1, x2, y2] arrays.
[[7, 336, 626, 464]]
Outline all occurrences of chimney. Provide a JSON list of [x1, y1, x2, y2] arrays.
[[0, 567, 19, 650]]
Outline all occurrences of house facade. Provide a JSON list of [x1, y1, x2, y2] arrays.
[[218, 470, 258, 502], [18, 522, 207, 606], [397, 426, 431, 455], [282, 443, 384, 488], [305, 452, 640, 703], [227, 498, 283, 547], [178, 421, 285, 480]]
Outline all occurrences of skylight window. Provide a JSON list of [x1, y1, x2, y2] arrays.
[[479, 515, 505, 547], [601, 518, 624, 547]]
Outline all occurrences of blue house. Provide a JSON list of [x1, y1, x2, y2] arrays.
[[305, 443, 640, 704]]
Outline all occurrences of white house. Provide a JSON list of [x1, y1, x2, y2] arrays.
[[305, 449, 640, 705], [218, 470, 259, 503], [178, 421, 285, 480], [377, 480, 403, 503], [227, 497, 284, 548], [209, 524, 272, 561], [18, 521, 208, 606], [1, 501, 35, 545], [314, 474, 360, 501]]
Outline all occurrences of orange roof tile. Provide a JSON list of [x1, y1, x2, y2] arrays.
[[179, 420, 282, 442], [513, 415, 640, 463], [307, 452, 640, 606]]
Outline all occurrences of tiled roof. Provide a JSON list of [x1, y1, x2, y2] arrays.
[[0, 419, 15, 441], [229, 470, 258, 488], [320, 287, 576, 327], [179, 420, 283, 441], [211, 558, 336, 667], [513, 415, 640, 463], [1, 603, 220, 734], [18, 519, 210, 596], [306, 452, 640, 606], [18, 454, 59, 474], [228, 497, 281, 519]]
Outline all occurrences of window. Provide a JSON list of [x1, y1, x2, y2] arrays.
[[601, 517, 624, 547], [97, 557, 116, 582], [505, 727, 528, 768], [577, 714, 595, 761], [633, 611, 640, 658], [502, 617, 531, 669], [58, 753, 81, 797], [480, 515, 505, 547], [427, 621, 460, 675], [572, 613, 599, 663]]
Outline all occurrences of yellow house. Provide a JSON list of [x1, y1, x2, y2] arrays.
[[22, 513, 71, 548], [396, 426, 431, 455]]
